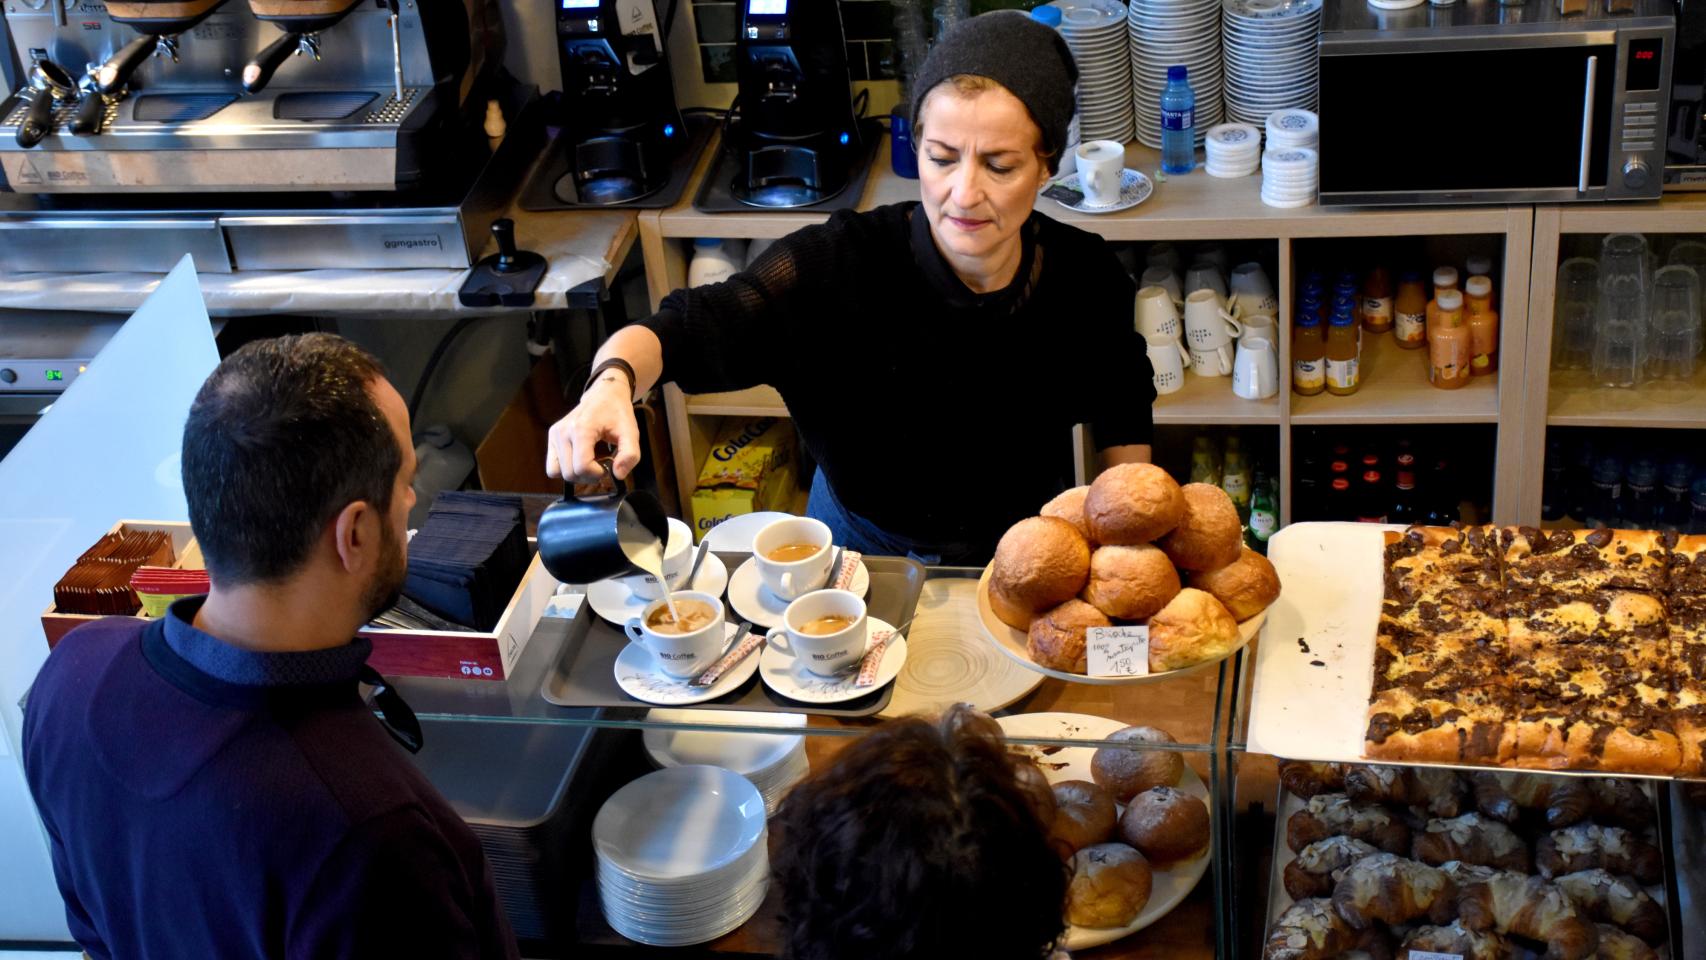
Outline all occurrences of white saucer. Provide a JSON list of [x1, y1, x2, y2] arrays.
[[698, 511, 794, 554], [585, 553, 732, 625], [1047, 168, 1154, 215], [613, 622, 760, 706], [758, 617, 909, 704], [726, 555, 871, 629]]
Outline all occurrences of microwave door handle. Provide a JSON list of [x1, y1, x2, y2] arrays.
[[1579, 54, 1598, 194]]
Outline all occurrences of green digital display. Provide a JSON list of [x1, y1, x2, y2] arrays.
[[44, 370, 63, 382]]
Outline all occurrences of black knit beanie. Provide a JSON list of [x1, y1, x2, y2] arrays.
[[909, 10, 1079, 172]]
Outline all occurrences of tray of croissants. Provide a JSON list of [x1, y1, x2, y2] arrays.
[[978, 464, 1281, 684], [1263, 759, 1675, 960]]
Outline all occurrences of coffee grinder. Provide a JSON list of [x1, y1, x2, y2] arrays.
[[726, 0, 866, 207]]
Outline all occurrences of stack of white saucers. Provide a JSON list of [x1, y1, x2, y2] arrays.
[[1221, 0, 1321, 126], [1265, 108, 1319, 149], [1204, 122, 1262, 177], [1261, 146, 1318, 208], [643, 709, 809, 817], [594, 766, 770, 947], [1128, 0, 1224, 149], [1048, 0, 1134, 143]]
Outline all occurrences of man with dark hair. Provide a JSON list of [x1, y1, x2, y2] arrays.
[[23, 334, 518, 960]]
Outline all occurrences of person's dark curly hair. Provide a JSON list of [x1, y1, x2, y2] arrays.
[[773, 704, 1068, 960]]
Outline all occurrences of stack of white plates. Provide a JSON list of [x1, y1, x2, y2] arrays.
[[1049, 0, 1134, 143], [1128, 0, 1224, 149], [1265, 108, 1319, 149], [1204, 122, 1262, 177], [593, 766, 770, 947], [1261, 146, 1318, 208], [642, 709, 809, 817], [1221, 0, 1321, 127]]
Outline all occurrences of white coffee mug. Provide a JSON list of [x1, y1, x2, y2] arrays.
[[623, 591, 729, 679], [1135, 285, 1184, 340], [1230, 262, 1277, 314], [1074, 140, 1125, 207], [1194, 242, 1229, 274], [752, 516, 834, 601], [1232, 337, 1280, 399], [767, 589, 869, 677], [1183, 289, 1244, 350], [1235, 309, 1275, 346], [1140, 266, 1184, 305], [1145, 334, 1189, 395], [621, 517, 693, 601], [1184, 261, 1227, 299], [1190, 343, 1236, 377]]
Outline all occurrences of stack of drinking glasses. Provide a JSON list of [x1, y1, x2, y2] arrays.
[[1553, 233, 1704, 388]]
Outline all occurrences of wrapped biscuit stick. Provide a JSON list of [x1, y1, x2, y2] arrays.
[[855, 631, 893, 687], [831, 550, 863, 591], [690, 624, 759, 687]]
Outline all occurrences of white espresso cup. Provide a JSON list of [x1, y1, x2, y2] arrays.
[[623, 591, 729, 679], [1184, 261, 1227, 299], [1190, 343, 1236, 377], [752, 516, 834, 601], [1235, 309, 1276, 346], [1230, 262, 1277, 314], [1135, 285, 1184, 340], [621, 516, 693, 601], [1074, 140, 1125, 207], [1146, 334, 1189, 395], [767, 589, 869, 677], [1232, 337, 1280, 399], [1141, 266, 1184, 305], [1183, 289, 1244, 350]]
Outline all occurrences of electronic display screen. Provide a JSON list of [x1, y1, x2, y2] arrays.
[[44, 370, 62, 382], [561, 0, 600, 8], [749, 0, 787, 14], [1627, 38, 1663, 90]]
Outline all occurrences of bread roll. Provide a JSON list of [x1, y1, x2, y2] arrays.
[[1157, 483, 1243, 571], [1050, 780, 1117, 859], [1085, 463, 1184, 545], [1091, 726, 1184, 802], [1082, 544, 1181, 620], [991, 516, 1091, 611], [1067, 843, 1153, 928], [1012, 757, 1057, 826], [988, 577, 1038, 632], [1189, 547, 1280, 620], [1119, 785, 1210, 866], [1042, 486, 1092, 541], [1147, 588, 1242, 672], [1027, 599, 1112, 674]]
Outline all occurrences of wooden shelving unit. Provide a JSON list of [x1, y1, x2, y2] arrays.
[[1153, 372, 1282, 426], [1547, 367, 1706, 430]]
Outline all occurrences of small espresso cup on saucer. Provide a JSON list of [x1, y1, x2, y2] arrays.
[[1146, 334, 1189, 395], [623, 591, 728, 679], [1136, 285, 1184, 340], [767, 589, 869, 677], [620, 516, 693, 601], [1074, 140, 1125, 207], [1183, 289, 1244, 351], [753, 516, 835, 601]]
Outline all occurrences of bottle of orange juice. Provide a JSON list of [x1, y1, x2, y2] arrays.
[[1394, 270, 1428, 349], [1464, 275, 1498, 375], [1428, 289, 1472, 389], [1325, 300, 1361, 396], [1293, 297, 1326, 396], [1362, 266, 1394, 334]]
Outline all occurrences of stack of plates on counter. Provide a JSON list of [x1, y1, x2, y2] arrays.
[[1128, 0, 1224, 149], [1048, 0, 1134, 143], [1261, 146, 1318, 208], [1204, 122, 1262, 177], [594, 766, 770, 946], [642, 709, 810, 817], [1221, 0, 1321, 127], [1265, 108, 1319, 149]]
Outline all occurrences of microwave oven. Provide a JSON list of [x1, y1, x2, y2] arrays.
[[1318, 0, 1676, 206]]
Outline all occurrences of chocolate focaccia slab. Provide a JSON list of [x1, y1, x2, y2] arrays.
[[1383, 525, 1504, 612], [1498, 527, 1670, 595], [1365, 684, 1518, 766]]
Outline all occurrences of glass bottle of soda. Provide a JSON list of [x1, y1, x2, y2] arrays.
[[1586, 455, 1624, 528], [1623, 458, 1659, 528], [1249, 471, 1278, 552], [1356, 469, 1389, 523], [1422, 457, 1458, 526], [1659, 458, 1694, 532], [1327, 477, 1355, 520], [1391, 454, 1420, 525]]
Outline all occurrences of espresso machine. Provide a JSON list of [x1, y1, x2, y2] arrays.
[[0, 0, 531, 271]]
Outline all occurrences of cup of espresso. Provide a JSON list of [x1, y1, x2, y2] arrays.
[[623, 591, 728, 679], [752, 517, 835, 601], [620, 517, 693, 601], [767, 589, 869, 677]]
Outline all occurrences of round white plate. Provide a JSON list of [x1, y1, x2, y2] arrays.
[[995, 713, 1212, 951], [642, 708, 807, 775], [726, 555, 871, 629], [593, 765, 767, 880], [975, 565, 1264, 685], [697, 511, 794, 554], [585, 553, 731, 626], [759, 617, 908, 704], [1261, 193, 1316, 208], [613, 622, 760, 706], [1047, 168, 1154, 215]]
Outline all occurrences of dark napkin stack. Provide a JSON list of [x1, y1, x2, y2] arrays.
[[402, 491, 531, 632]]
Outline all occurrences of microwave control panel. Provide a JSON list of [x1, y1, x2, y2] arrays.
[[1610, 30, 1673, 197]]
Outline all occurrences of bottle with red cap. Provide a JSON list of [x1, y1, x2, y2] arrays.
[[1391, 452, 1420, 525], [1356, 468, 1389, 523]]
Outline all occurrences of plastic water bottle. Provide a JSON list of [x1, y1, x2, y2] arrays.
[[1160, 65, 1195, 175]]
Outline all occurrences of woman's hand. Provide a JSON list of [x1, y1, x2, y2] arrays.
[[546, 376, 642, 483]]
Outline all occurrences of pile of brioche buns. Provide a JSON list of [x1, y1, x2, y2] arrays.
[[989, 463, 1281, 675]]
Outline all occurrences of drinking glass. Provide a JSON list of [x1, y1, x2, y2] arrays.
[[1599, 233, 1651, 306], [1668, 239, 1706, 276], [1648, 265, 1701, 380], [1553, 258, 1599, 370], [1593, 291, 1646, 388]]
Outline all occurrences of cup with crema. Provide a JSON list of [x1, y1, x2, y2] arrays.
[[767, 589, 868, 677], [622, 590, 727, 679], [753, 517, 835, 600]]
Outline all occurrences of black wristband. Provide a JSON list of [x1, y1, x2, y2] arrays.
[[584, 358, 638, 401]]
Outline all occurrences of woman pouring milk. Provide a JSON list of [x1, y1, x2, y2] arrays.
[[547, 11, 1155, 565]]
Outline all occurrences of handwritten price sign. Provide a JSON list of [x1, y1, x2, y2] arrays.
[[1086, 626, 1150, 678]]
